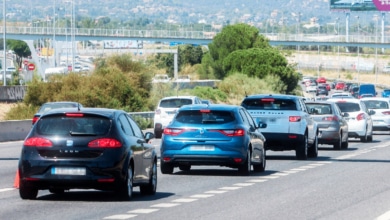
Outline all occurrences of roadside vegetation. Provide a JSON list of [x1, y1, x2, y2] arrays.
[[3, 24, 302, 127]]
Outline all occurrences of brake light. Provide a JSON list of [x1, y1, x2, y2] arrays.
[[66, 113, 84, 117], [356, 113, 365, 121], [88, 138, 122, 148], [261, 98, 274, 102], [24, 137, 53, 147], [163, 128, 185, 136], [211, 129, 245, 137], [200, 109, 211, 113], [289, 116, 301, 122], [323, 116, 338, 121], [382, 111, 390, 115], [32, 116, 39, 125]]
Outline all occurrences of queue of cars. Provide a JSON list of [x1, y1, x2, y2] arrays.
[[19, 76, 390, 200]]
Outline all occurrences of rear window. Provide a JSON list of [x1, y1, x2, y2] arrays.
[[334, 102, 361, 112], [306, 103, 332, 115], [175, 110, 235, 124], [241, 98, 297, 110], [160, 98, 193, 108], [362, 100, 389, 109], [38, 103, 80, 113], [35, 115, 111, 136]]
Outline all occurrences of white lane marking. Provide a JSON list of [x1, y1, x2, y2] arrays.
[[190, 194, 214, 198], [233, 183, 255, 187], [205, 190, 228, 194], [151, 203, 181, 208], [310, 163, 325, 166], [376, 210, 390, 220], [260, 175, 280, 179], [0, 188, 15, 192], [247, 179, 268, 183], [219, 186, 241, 190], [290, 168, 306, 171], [299, 165, 317, 169], [172, 198, 198, 203], [103, 214, 137, 219], [271, 172, 290, 176], [127, 209, 159, 214]]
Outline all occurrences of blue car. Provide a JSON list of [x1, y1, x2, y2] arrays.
[[160, 104, 267, 175], [382, 89, 390, 98]]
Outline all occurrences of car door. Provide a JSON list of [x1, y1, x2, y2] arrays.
[[239, 108, 263, 160], [299, 98, 317, 144]]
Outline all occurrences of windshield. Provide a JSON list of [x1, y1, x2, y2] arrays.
[[362, 100, 389, 109], [175, 110, 235, 124], [160, 98, 193, 108], [335, 102, 361, 112], [241, 98, 297, 110]]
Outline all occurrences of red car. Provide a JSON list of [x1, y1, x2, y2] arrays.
[[316, 77, 326, 84], [324, 83, 331, 91], [335, 82, 346, 90]]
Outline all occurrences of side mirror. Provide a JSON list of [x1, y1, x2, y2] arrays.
[[258, 122, 267, 129], [144, 132, 155, 142], [368, 110, 375, 115], [341, 112, 349, 117]]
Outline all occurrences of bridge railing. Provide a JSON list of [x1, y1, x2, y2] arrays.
[[1, 26, 389, 43]]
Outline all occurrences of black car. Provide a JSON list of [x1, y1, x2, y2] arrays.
[[19, 107, 157, 200], [316, 85, 328, 96], [32, 101, 83, 125]]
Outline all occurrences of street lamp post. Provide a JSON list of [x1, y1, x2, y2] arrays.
[[3, 0, 6, 86], [355, 15, 360, 82], [336, 17, 340, 78]]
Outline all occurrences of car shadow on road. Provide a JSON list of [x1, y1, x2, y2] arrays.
[[37, 190, 174, 202]]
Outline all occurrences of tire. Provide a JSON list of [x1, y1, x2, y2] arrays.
[[360, 129, 368, 142], [238, 151, 251, 176], [333, 133, 342, 150], [308, 134, 318, 158], [19, 181, 38, 200], [160, 160, 174, 174], [140, 160, 157, 195], [118, 164, 133, 200], [253, 149, 266, 172], [341, 140, 349, 149], [154, 128, 162, 139], [179, 165, 191, 171], [367, 134, 373, 142], [296, 133, 308, 160]]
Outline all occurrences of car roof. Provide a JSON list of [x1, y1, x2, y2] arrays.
[[40, 107, 123, 118], [361, 97, 390, 101], [161, 96, 198, 100], [327, 98, 362, 103], [243, 94, 300, 100], [179, 104, 240, 111]]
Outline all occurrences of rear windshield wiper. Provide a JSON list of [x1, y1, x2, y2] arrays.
[[69, 131, 97, 136]]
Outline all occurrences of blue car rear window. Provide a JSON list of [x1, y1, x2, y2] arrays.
[[35, 115, 111, 136], [175, 110, 235, 124]]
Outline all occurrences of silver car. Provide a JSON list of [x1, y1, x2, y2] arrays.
[[306, 101, 349, 150], [361, 97, 390, 133]]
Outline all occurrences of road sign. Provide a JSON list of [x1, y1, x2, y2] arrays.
[[373, 0, 390, 11], [23, 60, 28, 65], [27, 63, 35, 71]]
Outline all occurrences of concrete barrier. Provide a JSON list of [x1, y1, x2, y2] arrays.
[[0, 120, 32, 142]]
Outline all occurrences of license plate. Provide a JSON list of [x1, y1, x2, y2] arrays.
[[51, 167, 86, 175], [189, 145, 215, 151]]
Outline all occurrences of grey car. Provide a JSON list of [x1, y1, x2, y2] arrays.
[[306, 101, 349, 150]]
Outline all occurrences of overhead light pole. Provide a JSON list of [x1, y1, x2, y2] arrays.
[[3, 0, 6, 86]]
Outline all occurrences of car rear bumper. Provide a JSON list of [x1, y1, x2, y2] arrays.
[[261, 133, 304, 151]]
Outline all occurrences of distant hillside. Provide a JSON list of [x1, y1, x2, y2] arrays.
[[7, 0, 379, 28]]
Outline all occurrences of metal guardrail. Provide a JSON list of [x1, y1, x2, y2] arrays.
[[128, 111, 154, 119]]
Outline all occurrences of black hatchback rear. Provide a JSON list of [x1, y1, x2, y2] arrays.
[[18, 107, 157, 200]]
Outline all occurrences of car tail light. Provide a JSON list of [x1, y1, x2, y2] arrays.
[[382, 111, 390, 115], [24, 137, 53, 147], [323, 116, 338, 121], [200, 109, 211, 113], [289, 116, 301, 122], [261, 98, 275, 102], [32, 116, 40, 125], [233, 158, 243, 163], [88, 138, 122, 148], [66, 113, 84, 117], [210, 129, 245, 136], [356, 113, 365, 121], [97, 178, 115, 183]]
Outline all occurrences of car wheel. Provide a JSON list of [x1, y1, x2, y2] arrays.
[[19, 181, 38, 200], [308, 134, 318, 158], [360, 129, 368, 142], [179, 165, 191, 171], [154, 128, 162, 139], [296, 133, 308, 160], [341, 140, 349, 149], [118, 164, 133, 200], [238, 151, 251, 176], [140, 160, 157, 195], [333, 133, 342, 150], [253, 149, 266, 172], [160, 159, 174, 174]]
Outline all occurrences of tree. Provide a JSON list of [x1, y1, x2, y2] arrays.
[[7, 39, 31, 68]]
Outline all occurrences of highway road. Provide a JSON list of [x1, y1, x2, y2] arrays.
[[1, 134, 390, 220]]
